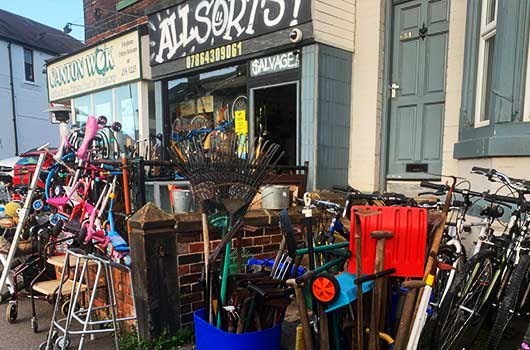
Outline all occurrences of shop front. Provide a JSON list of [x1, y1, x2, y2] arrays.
[[148, 0, 353, 189], [46, 29, 151, 149]]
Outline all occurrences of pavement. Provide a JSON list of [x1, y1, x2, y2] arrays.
[[0, 297, 114, 350], [0, 290, 525, 350]]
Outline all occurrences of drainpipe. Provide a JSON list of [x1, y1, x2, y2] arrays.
[[7, 42, 19, 156]]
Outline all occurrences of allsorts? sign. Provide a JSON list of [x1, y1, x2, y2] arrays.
[[250, 51, 300, 77], [47, 31, 141, 102], [149, 0, 311, 65]]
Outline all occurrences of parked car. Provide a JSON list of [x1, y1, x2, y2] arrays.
[[12, 148, 57, 188], [0, 156, 20, 183]]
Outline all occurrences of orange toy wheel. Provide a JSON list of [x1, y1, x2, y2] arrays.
[[311, 273, 340, 304]]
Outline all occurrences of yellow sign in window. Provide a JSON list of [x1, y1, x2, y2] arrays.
[[234, 110, 248, 135]]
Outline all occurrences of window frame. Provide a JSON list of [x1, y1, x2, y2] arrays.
[[523, 27, 530, 122], [474, 0, 498, 127], [23, 47, 35, 83], [72, 82, 141, 140]]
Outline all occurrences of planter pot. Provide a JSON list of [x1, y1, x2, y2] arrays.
[[193, 308, 282, 350]]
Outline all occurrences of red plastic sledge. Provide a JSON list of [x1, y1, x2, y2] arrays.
[[348, 206, 428, 278]]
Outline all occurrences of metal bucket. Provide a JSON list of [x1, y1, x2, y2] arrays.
[[171, 189, 194, 213], [260, 185, 290, 210]]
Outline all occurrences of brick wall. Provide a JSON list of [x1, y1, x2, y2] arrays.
[[54, 260, 135, 323], [83, 0, 158, 43], [89, 208, 306, 327], [173, 208, 305, 325]]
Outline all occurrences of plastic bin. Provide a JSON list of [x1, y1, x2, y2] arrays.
[[194, 308, 282, 350]]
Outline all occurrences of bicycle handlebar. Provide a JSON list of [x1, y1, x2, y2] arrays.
[[471, 166, 530, 193], [332, 185, 358, 193], [420, 180, 529, 208], [420, 181, 447, 191], [470, 166, 490, 175]]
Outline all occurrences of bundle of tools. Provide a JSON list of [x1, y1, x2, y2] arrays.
[[169, 133, 288, 332]]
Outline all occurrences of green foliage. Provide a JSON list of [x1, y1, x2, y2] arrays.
[[119, 328, 194, 350]]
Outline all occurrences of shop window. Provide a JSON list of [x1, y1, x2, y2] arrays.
[[73, 95, 91, 124], [72, 84, 140, 144], [168, 65, 248, 141], [474, 0, 497, 126], [94, 90, 113, 119], [24, 48, 34, 82], [116, 84, 139, 143]]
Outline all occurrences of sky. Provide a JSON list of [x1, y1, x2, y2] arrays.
[[1, 0, 85, 41]]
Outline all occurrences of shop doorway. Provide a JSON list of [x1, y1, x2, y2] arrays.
[[251, 83, 298, 166]]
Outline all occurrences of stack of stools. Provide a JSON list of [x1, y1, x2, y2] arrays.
[[40, 249, 137, 350]]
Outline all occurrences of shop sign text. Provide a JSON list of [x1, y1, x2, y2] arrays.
[[47, 31, 141, 102], [186, 42, 243, 69], [250, 51, 300, 77], [149, 0, 311, 65]]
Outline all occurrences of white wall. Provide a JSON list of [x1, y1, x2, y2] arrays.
[[0, 40, 16, 158], [349, 0, 385, 191], [313, 0, 356, 52], [0, 39, 58, 159]]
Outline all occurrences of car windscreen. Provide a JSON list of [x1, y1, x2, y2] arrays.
[[17, 156, 39, 166]]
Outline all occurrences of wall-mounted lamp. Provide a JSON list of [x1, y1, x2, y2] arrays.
[[63, 22, 109, 34]]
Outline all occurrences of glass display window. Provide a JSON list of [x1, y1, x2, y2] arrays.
[[72, 83, 140, 146], [168, 65, 248, 143]]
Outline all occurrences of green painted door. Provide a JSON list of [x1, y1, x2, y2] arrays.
[[387, 0, 449, 179]]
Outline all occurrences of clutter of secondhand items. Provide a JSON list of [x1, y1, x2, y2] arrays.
[[2, 112, 530, 350]]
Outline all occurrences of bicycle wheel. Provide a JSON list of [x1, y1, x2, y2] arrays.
[[418, 244, 465, 350], [436, 249, 495, 350], [231, 95, 247, 121], [190, 114, 211, 129], [522, 309, 530, 349], [487, 254, 530, 349]]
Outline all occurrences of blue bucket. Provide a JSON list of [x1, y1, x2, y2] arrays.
[[194, 309, 282, 350]]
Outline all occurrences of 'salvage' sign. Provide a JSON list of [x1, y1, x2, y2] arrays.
[[149, 0, 311, 65], [250, 51, 300, 77]]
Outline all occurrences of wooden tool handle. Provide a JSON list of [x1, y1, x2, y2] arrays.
[[402, 280, 426, 290], [394, 288, 418, 350], [287, 279, 314, 350]]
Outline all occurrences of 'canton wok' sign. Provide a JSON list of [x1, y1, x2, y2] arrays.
[[47, 31, 141, 102], [149, 0, 311, 66]]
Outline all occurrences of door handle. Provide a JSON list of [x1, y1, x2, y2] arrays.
[[390, 83, 400, 98]]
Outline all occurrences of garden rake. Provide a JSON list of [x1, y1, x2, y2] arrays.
[[169, 132, 283, 328]]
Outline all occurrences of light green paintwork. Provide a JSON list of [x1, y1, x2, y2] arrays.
[[387, 0, 450, 179]]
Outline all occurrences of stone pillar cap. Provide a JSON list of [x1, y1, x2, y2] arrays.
[[129, 202, 176, 231]]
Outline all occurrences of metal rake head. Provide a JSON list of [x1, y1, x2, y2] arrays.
[[169, 132, 284, 220]]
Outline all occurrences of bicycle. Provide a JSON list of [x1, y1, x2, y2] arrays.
[[416, 181, 495, 349], [434, 167, 530, 350]]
